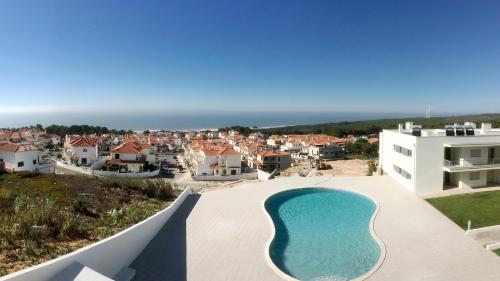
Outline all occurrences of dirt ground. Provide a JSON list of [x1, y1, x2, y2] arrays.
[[281, 159, 375, 177]]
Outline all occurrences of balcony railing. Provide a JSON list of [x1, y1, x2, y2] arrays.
[[443, 158, 500, 171]]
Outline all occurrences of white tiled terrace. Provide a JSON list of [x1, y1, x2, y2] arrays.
[[131, 176, 500, 281]]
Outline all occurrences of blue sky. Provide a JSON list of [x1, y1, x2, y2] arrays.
[[1, 0, 500, 115]]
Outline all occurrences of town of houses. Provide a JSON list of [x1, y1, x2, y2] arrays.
[[0, 126, 376, 180]]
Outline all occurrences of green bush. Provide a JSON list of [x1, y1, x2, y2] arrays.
[[142, 180, 176, 200], [12, 194, 86, 240]]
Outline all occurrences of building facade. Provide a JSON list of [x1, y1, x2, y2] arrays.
[[248, 150, 291, 172], [379, 122, 500, 196]]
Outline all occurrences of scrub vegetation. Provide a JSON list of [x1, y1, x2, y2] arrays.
[[426, 190, 500, 230], [0, 173, 179, 276]]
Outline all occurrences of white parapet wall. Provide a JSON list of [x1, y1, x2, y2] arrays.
[[57, 160, 160, 178], [0, 187, 193, 281], [193, 172, 257, 181], [465, 225, 500, 237], [56, 161, 92, 174], [486, 242, 500, 251], [92, 169, 160, 178]]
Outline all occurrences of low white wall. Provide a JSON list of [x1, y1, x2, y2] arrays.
[[466, 225, 500, 236], [56, 161, 92, 175], [90, 157, 108, 170], [257, 169, 279, 181], [0, 187, 193, 281], [57, 160, 159, 178], [193, 172, 257, 181], [486, 242, 500, 251], [92, 169, 160, 178], [257, 169, 272, 181]]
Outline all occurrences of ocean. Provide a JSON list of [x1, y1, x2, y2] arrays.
[[0, 111, 421, 131]]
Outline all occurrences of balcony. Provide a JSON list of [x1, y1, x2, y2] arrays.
[[443, 158, 500, 172]]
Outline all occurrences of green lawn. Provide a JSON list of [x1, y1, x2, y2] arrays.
[[426, 190, 500, 230], [494, 249, 500, 257]]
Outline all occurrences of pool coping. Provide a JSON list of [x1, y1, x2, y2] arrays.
[[261, 184, 387, 281]]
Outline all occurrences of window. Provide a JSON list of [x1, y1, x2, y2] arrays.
[[231, 170, 236, 175], [469, 172, 480, 180], [115, 154, 120, 159], [470, 149, 481, 158], [83, 149, 88, 152], [33, 159, 37, 165], [394, 145, 412, 157], [18, 161, 24, 167], [393, 164, 411, 180]]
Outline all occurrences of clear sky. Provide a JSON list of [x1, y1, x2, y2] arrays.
[[1, 0, 500, 115]]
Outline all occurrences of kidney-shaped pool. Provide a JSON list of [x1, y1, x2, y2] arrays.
[[265, 188, 381, 281]]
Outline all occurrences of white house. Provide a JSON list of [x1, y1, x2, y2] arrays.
[[107, 141, 157, 173], [280, 140, 302, 152], [64, 136, 99, 166], [0, 141, 55, 173], [379, 122, 500, 196], [194, 146, 242, 176]]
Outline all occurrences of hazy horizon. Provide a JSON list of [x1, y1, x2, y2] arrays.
[[0, 110, 492, 131]]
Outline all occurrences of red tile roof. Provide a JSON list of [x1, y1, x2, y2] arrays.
[[0, 141, 38, 152], [256, 150, 290, 157], [111, 142, 142, 154], [203, 146, 240, 157], [69, 137, 98, 148]]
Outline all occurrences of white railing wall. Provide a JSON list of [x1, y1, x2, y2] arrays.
[[193, 172, 257, 181], [57, 160, 160, 178], [92, 169, 160, 178]]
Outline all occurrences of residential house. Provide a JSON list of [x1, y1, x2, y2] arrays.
[[107, 141, 157, 173], [308, 142, 345, 160], [0, 141, 55, 173], [248, 150, 291, 172], [64, 136, 99, 166], [193, 146, 242, 176]]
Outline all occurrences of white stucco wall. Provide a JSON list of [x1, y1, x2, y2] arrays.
[[70, 146, 98, 165], [0, 150, 40, 172]]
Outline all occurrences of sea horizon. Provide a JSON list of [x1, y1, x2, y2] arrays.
[[0, 111, 425, 131]]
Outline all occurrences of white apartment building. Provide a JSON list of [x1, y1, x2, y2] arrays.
[[379, 122, 500, 196], [308, 143, 345, 160]]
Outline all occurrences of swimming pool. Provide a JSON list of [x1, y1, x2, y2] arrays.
[[265, 188, 381, 281]]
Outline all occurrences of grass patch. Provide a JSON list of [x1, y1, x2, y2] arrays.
[[0, 173, 180, 276], [426, 190, 500, 230]]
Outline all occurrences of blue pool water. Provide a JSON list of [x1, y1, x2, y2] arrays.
[[265, 188, 381, 281]]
